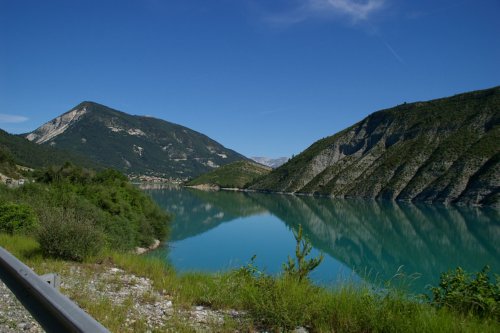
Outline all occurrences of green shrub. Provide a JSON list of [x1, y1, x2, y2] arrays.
[[37, 207, 104, 262], [429, 266, 500, 319], [0, 202, 38, 234], [34, 161, 94, 185]]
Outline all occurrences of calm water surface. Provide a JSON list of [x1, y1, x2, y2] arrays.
[[146, 186, 499, 293]]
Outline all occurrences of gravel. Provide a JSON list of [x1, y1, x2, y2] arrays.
[[0, 280, 44, 333]]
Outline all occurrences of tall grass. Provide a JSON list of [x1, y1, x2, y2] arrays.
[[107, 251, 176, 290], [0, 233, 40, 259]]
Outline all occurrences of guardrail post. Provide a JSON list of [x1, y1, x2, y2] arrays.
[[40, 273, 61, 290], [0, 247, 110, 333]]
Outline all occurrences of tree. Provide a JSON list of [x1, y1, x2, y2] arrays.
[[283, 225, 324, 282]]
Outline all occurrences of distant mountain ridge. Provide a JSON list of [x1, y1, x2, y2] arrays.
[[251, 86, 500, 206], [251, 156, 288, 168], [25, 102, 248, 178]]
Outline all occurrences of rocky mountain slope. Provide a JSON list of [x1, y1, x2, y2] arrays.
[[251, 87, 500, 206], [25, 102, 247, 178]]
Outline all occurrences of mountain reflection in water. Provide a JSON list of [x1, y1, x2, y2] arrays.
[[147, 186, 499, 292]]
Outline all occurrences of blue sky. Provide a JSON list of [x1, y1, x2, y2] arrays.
[[1, 0, 499, 158]]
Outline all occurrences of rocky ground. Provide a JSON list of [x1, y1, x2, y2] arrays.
[[1, 264, 309, 332], [0, 266, 290, 333], [0, 280, 43, 332], [60, 266, 249, 332], [0, 266, 245, 333]]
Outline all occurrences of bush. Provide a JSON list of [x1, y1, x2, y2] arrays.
[[31, 165, 169, 250], [82, 174, 169, 249], [34, 162, 94, 185], [429, 266, 500, 320], [37, 207, 104, 262], [0, 202, 38, 234]]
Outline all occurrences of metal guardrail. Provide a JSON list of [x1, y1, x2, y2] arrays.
[[0, 247, 110, 333]]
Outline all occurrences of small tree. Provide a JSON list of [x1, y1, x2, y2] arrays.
[[283, 225, 323, 282]]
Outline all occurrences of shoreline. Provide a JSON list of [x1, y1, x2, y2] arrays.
[[181, 184, 495, 208]]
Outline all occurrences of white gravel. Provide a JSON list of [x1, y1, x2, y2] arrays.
[[0, 280, 44, 333]]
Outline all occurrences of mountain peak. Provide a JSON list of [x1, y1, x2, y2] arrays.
[[74, 101, 124, 115], [25, 102, 132, 144], [25, 102, 248, 178], [76, 100, 108, 108]]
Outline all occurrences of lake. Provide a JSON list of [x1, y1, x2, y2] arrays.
[[145, 185, 500, 294]]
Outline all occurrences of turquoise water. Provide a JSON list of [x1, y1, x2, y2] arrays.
[[146, 186, 499, 293]]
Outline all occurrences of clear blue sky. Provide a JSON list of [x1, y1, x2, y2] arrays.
[[1, 0, 499, 158]]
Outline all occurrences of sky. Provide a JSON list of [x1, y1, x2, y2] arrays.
[[1, 0, 499, 158]]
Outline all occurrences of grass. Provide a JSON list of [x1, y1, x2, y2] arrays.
[[108, 250, 500, 332], [1, 233, 499, 332], [0, 233, 42, 261], [108, 251, 174, 284]]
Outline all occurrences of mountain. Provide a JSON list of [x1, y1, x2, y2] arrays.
[[0, 129, 98, 172], [251, 156, 288, 168], [250, 86, 500, 206], [25, 102, 248, 178], [186, 160, 271, 188]]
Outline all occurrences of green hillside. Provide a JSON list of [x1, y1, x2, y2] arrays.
[[186, 160, 271, 188], [250, 86, 500, 206], [0, 145, 20, 178], [0, 129, 98, 173]]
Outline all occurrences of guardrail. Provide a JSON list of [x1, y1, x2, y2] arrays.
[[0, 247, 110, 333]]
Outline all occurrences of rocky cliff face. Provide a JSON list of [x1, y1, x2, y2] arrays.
[[26, 107, 88, 144], [25, 102, 248, 178], [251, 87, 500, 206]]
